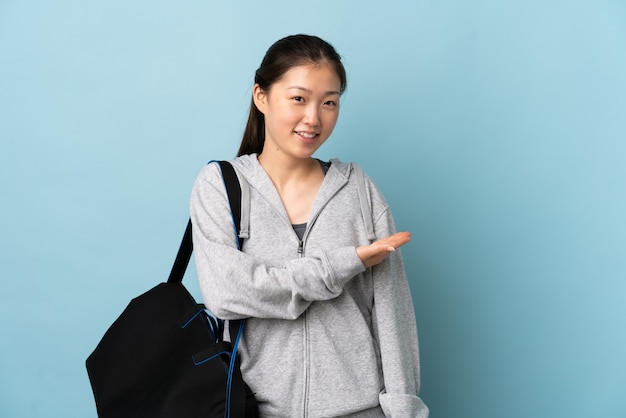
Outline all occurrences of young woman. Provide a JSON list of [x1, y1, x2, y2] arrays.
[[191, 34, 428, 417]]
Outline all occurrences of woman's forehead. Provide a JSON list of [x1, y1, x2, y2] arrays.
[[274, 62, 341, 93]]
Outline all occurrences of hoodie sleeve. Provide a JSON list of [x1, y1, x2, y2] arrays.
[[190, 163, 365, 321], [371, 207, 429, 417]]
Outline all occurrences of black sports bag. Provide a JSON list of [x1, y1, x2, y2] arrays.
[[86, 161, 258, 418]]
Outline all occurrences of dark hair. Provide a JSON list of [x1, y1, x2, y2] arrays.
[[237, 34, 347, 156]]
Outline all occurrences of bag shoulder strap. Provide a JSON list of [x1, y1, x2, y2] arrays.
[[218, 161, 244, 249], [165, 160, 247, 417], [167, 160, 242, 283]]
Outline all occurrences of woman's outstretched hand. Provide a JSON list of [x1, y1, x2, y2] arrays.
[[356, 231, 411, 268]]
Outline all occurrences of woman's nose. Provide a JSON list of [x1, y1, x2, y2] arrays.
[[303, 105, 320, 126]]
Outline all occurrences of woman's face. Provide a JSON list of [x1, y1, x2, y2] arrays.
[[254, 62, 341, 161]]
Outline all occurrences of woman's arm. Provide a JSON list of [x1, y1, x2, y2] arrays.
[[371, 209, 429, 417], [192, 163, 411, 322], [191, 163, 366, 320]]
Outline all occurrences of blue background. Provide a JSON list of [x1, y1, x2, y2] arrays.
[[1, 1, 625, 417]]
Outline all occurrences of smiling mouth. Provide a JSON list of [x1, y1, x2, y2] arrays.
[[295, 131, 318, 139]]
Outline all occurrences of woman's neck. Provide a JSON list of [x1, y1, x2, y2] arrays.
[[257, 153, 325, 224], [257, 153, 321, 190]]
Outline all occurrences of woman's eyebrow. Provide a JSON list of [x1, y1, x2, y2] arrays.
[[287, 86, 341, 96]]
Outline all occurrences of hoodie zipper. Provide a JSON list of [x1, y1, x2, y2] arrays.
[[296, 194, 345, 418], [298, 237, 310, 418], [298, 240, 304, 255], [287, 170, 345, 417]]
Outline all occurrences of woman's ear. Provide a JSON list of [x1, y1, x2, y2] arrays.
[[252, 84, 268, 115]]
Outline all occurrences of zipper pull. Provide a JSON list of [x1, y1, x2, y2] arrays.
[[298, 240, 304, 255]]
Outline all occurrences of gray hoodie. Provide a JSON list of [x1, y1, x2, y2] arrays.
[[191, 154, 428, 417]]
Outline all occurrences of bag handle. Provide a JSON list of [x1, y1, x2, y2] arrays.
[[167, 160, 242, 283]]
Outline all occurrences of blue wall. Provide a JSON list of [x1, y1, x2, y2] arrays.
[[1, 1, 625, 417]]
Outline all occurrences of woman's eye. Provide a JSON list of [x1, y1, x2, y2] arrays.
[[324, 100, 337, 107], [292, 96, 304, 102]]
